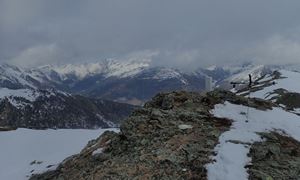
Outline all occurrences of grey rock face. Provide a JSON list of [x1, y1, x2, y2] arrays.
[[248, 132, 300, 180]]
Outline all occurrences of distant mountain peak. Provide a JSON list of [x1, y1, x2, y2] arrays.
[[33, 59, 152, 80]]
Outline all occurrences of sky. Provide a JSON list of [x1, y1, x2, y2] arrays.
[[1, 0, 300, 70]]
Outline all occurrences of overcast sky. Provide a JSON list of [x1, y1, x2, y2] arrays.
[[1, 0, 300, 70]]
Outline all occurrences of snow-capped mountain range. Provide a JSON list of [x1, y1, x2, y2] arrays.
[[0, 61, 143, 129], [0, 58, 299, 130], [0, 60, 206, 105], [0, 59, 280, 94], [0, 60, 294, 104], [21, 60, 282, 104]]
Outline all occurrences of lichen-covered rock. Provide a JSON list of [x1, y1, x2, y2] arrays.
[[270, 88, 300, 110], [30, 90, 279, 180], [30, 91, 236, 180], [248, 132, 300, 180]]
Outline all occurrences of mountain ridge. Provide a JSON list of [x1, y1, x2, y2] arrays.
[[0, 88, 135, 129], [30, 67, 300, 179], [25, 61, 280, 104]]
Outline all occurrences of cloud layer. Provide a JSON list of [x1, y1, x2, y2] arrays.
[[1, 0, 300, 69]]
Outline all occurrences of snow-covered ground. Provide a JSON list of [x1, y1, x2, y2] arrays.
[[206, 102, 300, 180], [226, 65, 267, 83], [251, 70, 300, 99], [0, 128, 118, 180], [207, 69, 300, 180]]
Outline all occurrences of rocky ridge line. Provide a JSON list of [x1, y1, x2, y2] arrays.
[[30, 90, 274, 180]]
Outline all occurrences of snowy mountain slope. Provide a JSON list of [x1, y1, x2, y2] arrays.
[[80, 67, 205, 105], [0, 60, 152, 91], [0, 128, 118, 180], [0, 61, 296, 95], [225, 65, 271, 83], [30, 59, 151, 81], [206, 69, 300, 180], [0, 61, 278, 105], [0, 88, 46, 109], [141, 67, 188, 84], [0, 63, 136, 129], [207, 101, 300, 180], [232, 69, 300, 115], [0, 87, 135, 129], [200, 63, 279, 91], [0, 64, 37, 89], [250, 70, 300, 99], [25, 60, 207, 104]]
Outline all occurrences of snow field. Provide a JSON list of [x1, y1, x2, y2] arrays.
[[0, 128, 118, 180]]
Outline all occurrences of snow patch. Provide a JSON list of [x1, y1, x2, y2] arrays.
[[206, 65, 217, 71], [252, 70, 300, 99], [96, 114, 116, 127], [92, 148, 104, 156]]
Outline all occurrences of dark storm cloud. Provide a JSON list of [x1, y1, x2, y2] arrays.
[[1, 0, 300, 69]]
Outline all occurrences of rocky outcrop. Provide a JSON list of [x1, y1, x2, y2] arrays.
[[30, 90, 236, 180], [270, 88, 300, 111], [248, 132, 300, 180], [31, 90, 277, 180]]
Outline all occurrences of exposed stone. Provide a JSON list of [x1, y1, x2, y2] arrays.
[[30, 90, 286, 180], [271, 88, 300, 110], [178, 124, 193, 130], [30, 90, 236, 180], [248, 132, 300, 180]]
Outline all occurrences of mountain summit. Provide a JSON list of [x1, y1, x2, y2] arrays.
[[30, 68, 300, 179]]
